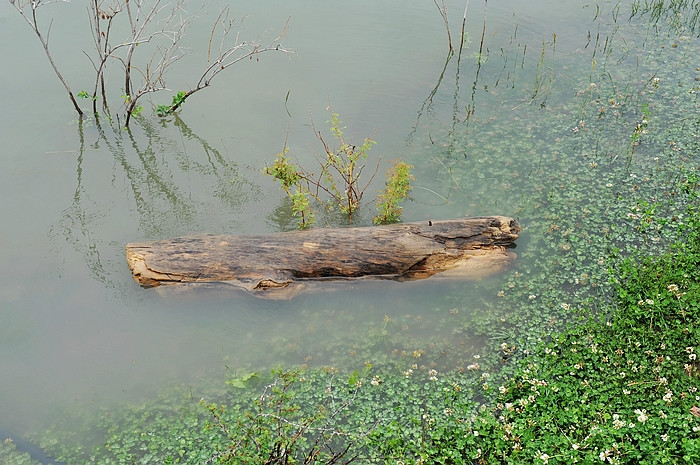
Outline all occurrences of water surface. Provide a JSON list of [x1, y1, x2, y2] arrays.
[[0, 0, 697, 443]]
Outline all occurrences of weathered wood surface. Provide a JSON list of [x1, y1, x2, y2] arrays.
[[126, 216, 521, 298]]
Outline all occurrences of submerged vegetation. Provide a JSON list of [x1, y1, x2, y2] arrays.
[[3, 0, 698, 464], [21, 198, 700, 462]]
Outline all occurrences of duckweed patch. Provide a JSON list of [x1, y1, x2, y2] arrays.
[[0, 440, 41, 465]]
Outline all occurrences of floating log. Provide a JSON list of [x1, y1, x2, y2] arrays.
[[126, 216, 521, 298]]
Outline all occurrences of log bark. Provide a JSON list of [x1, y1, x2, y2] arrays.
[[126, 216, 521, 298]]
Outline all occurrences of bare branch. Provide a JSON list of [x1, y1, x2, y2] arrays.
[[183, 10, 293, 106], [10, 0, 293, 127], [10, 0, 84, 116]]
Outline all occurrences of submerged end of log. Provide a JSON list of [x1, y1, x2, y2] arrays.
[[126, 216, 521, 298]]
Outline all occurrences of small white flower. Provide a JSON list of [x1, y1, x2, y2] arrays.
[[663, 390, 673, 403], [661, 434, 668, 442], [529, 294, 537, 300], [634, 409, 648, 423]]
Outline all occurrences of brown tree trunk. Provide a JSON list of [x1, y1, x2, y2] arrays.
[[126, 216, 521, 298]]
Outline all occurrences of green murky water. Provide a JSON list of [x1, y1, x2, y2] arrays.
[[0, 0, 697, 452]]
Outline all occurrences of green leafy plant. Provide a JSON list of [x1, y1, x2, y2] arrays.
[[76, 90, 97, 102], [266, 109, 414, 228], [374, 160, 415, 225], [627, 101, 651, 166], [464, 199, 700, 464], [312, 110, 377, 219], [266, 147, 315, 228], [202, 368, 378, 464], [157, 91, 188, 117]]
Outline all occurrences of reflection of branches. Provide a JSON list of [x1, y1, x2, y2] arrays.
[[406, 52, 453, 145], [52, 115, 258, 288], [50, 119, 111, 285], [464, 21, 485, 129], [408, 1, 487, 146], [171, 114, 260, 211]]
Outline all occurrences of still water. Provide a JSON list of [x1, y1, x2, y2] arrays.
[[0, 0, 695, 442]]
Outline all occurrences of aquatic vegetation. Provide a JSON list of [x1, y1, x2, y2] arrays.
[[31, 222, 700, 462], [266, 110, 414, 228], [373, 160, 415, 225], [22, 1, 699, 463], [0, 439, 41, 465], [458, 193, 699, 463]]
